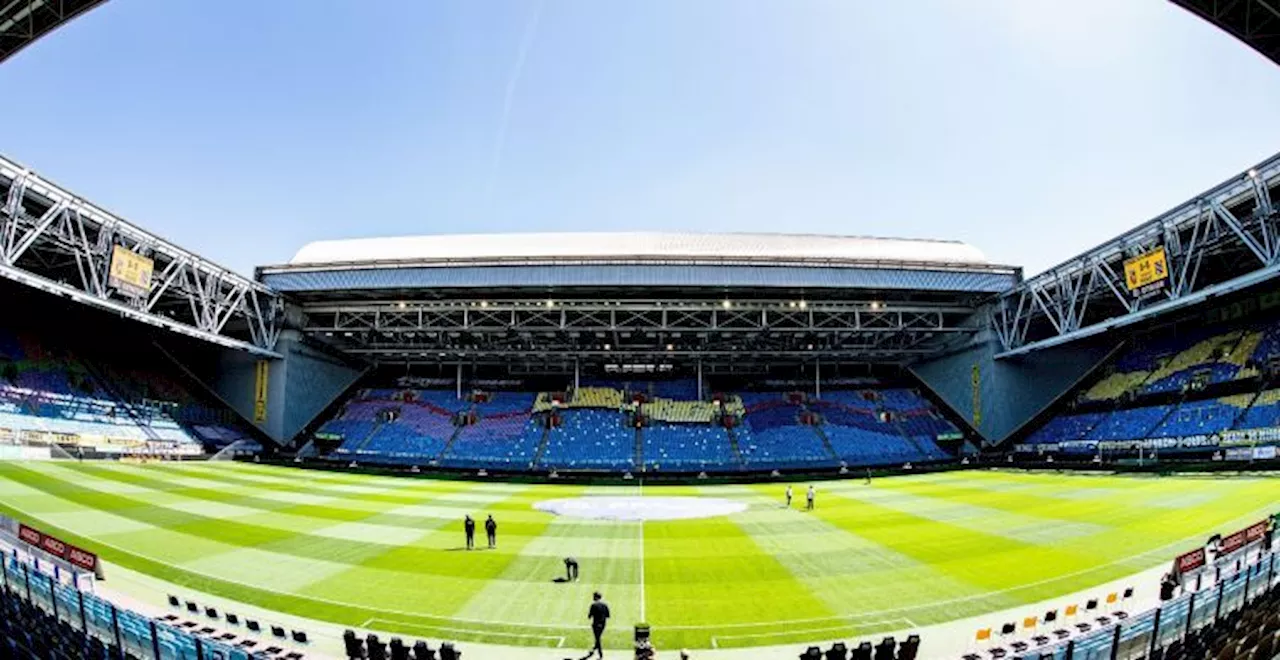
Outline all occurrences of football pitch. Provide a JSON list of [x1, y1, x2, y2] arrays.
[[0, 461, 1277, 651]]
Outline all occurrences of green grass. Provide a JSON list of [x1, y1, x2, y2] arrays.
[[0, 461, 1276, 650]]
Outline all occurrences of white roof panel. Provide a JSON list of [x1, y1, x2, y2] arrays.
[[288, 232, 988, 267]]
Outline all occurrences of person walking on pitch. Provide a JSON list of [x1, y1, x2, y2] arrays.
[[464, 515, 476, 550], [485, 514, 497, 549], [806, 485, 816, 511], [785, 485, 793, 508], [587, 591, 611, 659]]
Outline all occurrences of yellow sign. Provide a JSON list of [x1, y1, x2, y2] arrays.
[[108, 246, 154, 298], [253, 360, 269, 423], [971, 364, 981, 428], [1123, 246, 1169, 292]]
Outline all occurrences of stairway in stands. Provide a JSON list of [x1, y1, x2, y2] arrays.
[[531, 426, 552, 467], [633, 427, 645, 472], [351, 421, 384, 453], [810, 424, 840, 464], [434, 425, 465, 463], [725, 426, 745, 467]]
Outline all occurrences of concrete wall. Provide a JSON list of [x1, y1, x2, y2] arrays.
[[910, 329, 1118, 445], [182, 332, 365, 445]]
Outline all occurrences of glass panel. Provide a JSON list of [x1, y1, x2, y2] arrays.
[[155, 622, 200, 660], [1072, 626, 1116, 660], [1115, 610, 1156, 660], [28, 571, 55, 615], [1220, 571, 1247, 615], [118, 607, 156, 660], [82, 592, 118, 647], [1154, 593, 1191, 650], [53, 581, 84, 631], [1189, 586, 1219, 632], [1, 555, 24, 590]]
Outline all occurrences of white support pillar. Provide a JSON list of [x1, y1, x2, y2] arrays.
[[456, 363, 462, 400], [574, 358, 580, 392], [814, 359, 821, 399], [696, 359, 704, 401]]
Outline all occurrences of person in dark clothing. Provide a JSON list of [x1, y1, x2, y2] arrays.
[[464, 515, 475, 550], [587, 591, 610, 659], [564, 556, 579, 581], [485, 515, 497, 549]]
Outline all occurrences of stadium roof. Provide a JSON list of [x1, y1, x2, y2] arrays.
[[287, 232, 992, 269]]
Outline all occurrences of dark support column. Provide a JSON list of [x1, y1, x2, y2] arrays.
[[1108, 624, 1122, 660], [48, 574, 57, 620], [1149, 605, 1162, 657], [78, 587, 87, 632], [150, 620, 161, 660], [1185, 592, 1196, 634], [110, 603, 124, 659]]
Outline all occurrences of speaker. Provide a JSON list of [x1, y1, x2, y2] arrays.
[[897, 635, 920, 660], [368, 634, 388, 660], [412, 640, 435, 660], [874, 637, 896, 660], [389, 638, 409, 660], [343, 630, 366, 659]]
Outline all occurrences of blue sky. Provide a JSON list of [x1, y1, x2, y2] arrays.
[[3, 0, 1280, 277]]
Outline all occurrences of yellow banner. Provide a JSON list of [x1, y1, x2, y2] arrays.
[[1123, 246, 1169, 292], [108, 246, 154, 297], [253, 360, 269, 423], [971, 364, 981, 428]]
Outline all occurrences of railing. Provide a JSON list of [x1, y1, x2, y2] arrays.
[[965, 549, 1279, 660], [2, 549, 265, 660]]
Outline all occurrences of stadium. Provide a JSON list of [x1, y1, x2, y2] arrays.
[[2, 2, 1280, 660]]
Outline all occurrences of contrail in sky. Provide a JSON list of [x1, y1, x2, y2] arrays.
[[483, 0, 544, 203]]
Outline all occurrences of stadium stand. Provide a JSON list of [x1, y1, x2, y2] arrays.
[[317, 385, 960, 472], [643, 421, 736, 472], [537, 409, 635, 470], [0, 325, 254, 457]]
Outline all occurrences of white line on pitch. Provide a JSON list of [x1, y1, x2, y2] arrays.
[[364, 618, 565, 645], [710, 618, 912, 648], [638, 480, 646, 623]]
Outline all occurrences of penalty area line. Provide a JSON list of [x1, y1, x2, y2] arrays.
[[363, 618, 566, 647], [710, 618, 914, 649]]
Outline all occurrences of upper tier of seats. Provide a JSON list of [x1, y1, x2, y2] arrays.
[[1082, 321, 1280, 402], [0, 328, 245, 455]]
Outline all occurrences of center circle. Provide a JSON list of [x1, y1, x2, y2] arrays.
[[534, 495, 747, 521]]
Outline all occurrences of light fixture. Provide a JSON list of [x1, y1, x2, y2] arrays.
[[604, 343, 611, 350], [870, 301, 881, 311], [397, 301, 406, 310], [545, 299, 555, 308], [666, 343, 674, 351], [722, 300, 732, 309], [479, 300, 489, 308], [1248, 168, 1260, 180], [798, 300, 808, 310]]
